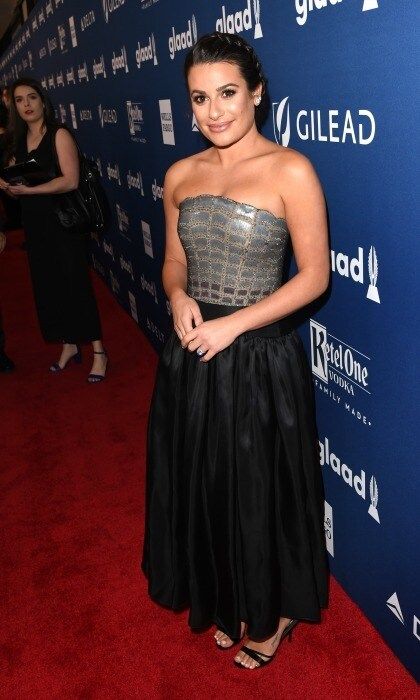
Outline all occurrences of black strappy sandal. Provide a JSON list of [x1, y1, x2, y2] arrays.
[[234, 619, 299, 669], [87, 350, 108, 384]]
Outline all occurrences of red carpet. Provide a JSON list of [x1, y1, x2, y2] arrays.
[[0, 230, 417, 699]]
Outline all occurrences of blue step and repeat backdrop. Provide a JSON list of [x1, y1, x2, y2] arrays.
[[1, 0, 418, 681]]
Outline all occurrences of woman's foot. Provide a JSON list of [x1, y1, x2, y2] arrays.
[[50, 343, 80, 372], [234, 617, 293, 669], [87, 350, 108, 383], [214, 622, 246, 649]]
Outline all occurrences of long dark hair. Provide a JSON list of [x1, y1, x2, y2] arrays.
[[5, 77, 57, 162], [184, 32, 269, 129]]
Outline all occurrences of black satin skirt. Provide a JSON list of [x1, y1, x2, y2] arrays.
[[142, 301, 329, 641]]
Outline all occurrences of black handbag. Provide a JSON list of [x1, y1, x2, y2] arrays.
[[52, 127, 110, 234]]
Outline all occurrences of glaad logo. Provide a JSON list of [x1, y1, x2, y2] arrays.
[[56, 71, 64, 88], [141, 274, 158, 304], [48, 74, 56, 89], [217, 0, 263, 38], [126, 101, 145, 141], [159, 99, 175, 145], [192, 114, 199, 131], [93, 56, 107, 79], [68, 16, 78, 48], [107, 162, 121, 185], [296, 0, 379, 26], [142, 220, 153, 258], [32, 16, 38, 32], [116, 203, 130, 235], [272, 98, 375, 146], [136, 34, 158, 68], [128, 291, 138, 323], [102, 0, 125, 23], [98, 105, 118, 127], [38, 9, 45, 25], [78, 62, 89, 83], [168, 16, 197, 60], [119, 254, 134, 281], [46, 0, 54, 17], [59, 104, 66, 123], [103, 240, 115, 260], [39, 46, 47, 60], [319, 437, 380, 523], [152, 179, 163, 201], [110, 270, 120, 295], [127, 170, 144, 194], [112, 46, 129, 75], [331, 245, 380, 303], [66, 67, 76, 85], [81, 10, 96, 31]]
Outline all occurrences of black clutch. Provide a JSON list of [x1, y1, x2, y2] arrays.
[[0, 157, 53, 185]]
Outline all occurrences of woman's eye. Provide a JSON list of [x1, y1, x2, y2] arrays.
[[192, 95, 206, 104], [222, 89, 236, 98]]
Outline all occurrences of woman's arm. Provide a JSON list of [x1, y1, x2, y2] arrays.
[[228, 152, 330, 335], [162, 161, 203, 338], [8, 128, 79, 196]]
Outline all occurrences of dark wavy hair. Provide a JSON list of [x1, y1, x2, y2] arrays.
[[4, 77, 57, 163], [184, 32, 269, 129]]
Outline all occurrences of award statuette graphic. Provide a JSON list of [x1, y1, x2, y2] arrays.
[[151, 33, 158, 65], [363, 0, 379, 11], [192, 15, 198, 45], [368, 476, 380, 523], [253, 0, 263, 38], [367, 245, 380, 303]]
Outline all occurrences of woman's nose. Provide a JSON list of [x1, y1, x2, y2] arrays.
[[208, 100, 224, 120]]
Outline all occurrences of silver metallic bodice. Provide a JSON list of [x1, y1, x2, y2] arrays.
[[178, 194, 289, 306]]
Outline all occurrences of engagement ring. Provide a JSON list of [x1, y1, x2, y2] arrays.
[[196, 348, 204, 357]]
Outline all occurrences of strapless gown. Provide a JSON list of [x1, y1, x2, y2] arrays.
[[142, 195, 329, 641]]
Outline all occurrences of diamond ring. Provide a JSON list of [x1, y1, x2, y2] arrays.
[[196, 348, 204, 357]]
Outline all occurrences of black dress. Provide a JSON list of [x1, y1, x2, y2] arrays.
[[16, 127, 101, 344], [142, 194, 329, 641]]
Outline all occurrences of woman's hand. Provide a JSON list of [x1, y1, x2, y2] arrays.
[[7, 183, 32, 196], [171, 290, 203, 340], [0, 177, 10, 193], [181, 316, 242, 362]]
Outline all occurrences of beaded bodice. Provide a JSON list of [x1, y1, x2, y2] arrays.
[[177, 194, 289, 307]]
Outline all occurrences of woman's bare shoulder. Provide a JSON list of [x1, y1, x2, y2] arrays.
[[165, 149, 213, 203]]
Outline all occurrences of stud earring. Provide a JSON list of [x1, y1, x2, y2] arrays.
[[254, 95, 261, 106]]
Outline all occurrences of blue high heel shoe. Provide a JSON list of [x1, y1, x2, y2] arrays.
[[49, 344, 82, 373], [87, 350, 108, 384]]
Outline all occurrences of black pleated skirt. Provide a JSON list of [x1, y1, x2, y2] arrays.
[[142, 301, 329, 641]]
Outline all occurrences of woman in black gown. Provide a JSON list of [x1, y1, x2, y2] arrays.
[[0, 78, 107, 382], [142, 33, 330, 669]]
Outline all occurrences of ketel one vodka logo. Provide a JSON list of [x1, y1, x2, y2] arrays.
[[310, 319, 370, 397], [331, 245, 380, 303], [319, 437, 380, 523], [168, 15, 197, 60], [216, 0, 263, 39]]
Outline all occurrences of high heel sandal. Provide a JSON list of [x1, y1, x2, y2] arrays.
[[87, 350, 108, 384], [49, 345, 82, 373], [234, 619, 299, 669]]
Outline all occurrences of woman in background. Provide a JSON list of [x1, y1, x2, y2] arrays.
[[0, 77, 107, 382]]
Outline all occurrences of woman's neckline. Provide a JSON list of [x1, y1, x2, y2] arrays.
[[178, 193, 287, 225], [26, 128, 48, 154]]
